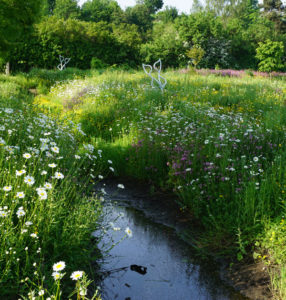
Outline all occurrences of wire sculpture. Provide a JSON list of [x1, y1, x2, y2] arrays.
[[142, 59, 167, 92], [57, 55, 71, 71]]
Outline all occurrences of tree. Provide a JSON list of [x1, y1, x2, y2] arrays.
[[41, 0, 56, 15], [136, 0, 163, 13], [140, 22, 185, 67], [81, 0, 123, 23], [263, 0, 283, 11], [0, 0, 42, 56], [262, 0, 286, 32], [155, 6, 178, 23], [126, 4, 154, 33], [176, 12, 231, 68], [53, 0, 80, 20], [191, 0, 203, 12], [206, 0, 259, 19]]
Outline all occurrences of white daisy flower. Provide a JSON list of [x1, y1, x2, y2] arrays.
[[16, 192, 25, 199], [16, 208, 25, 217], [24, 175, 35, 186], [16, 170, 26, 176], [51, 146, 59, 154], [44, 182, 52, 189], [3, 186, 12, 192], [52, 272, 62, 280], [38, 190, 47, 200], [117, 184, 124, 189], [23, 153, 31, 159], [54, 172, 64, 179], [70, 271, 84, 281], [0, 211, 8, 217], [125, 227, 132, 237], [48, 163, 57, 168], [53, 261, 66, 272]]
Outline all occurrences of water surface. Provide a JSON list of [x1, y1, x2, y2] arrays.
[[94, 181, 249, 300]]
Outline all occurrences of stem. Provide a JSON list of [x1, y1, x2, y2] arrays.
[[55, 280, 61, 300]]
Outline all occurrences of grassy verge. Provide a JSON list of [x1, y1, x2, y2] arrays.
[[0, 73, 104, 299], [4, 67, 286, 298]]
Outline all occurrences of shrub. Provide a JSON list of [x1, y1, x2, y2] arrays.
[[256, 39, 285, 72], [91, 57, 107, 69], [186, 45, 205, 69]]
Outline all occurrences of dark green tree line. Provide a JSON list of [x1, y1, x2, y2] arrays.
[[2, 0, 286, 72]]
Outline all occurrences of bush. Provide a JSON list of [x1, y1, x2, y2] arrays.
[[90, 57, 107, 69], [186, 45, 205, 69], [256, 39, 285, 72]]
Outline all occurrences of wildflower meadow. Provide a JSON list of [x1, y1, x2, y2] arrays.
[[1, 68, 286, 299], [33, 68, 286, 299]]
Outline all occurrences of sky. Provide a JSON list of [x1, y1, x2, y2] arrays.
[[78, 0, 285, 14], [78, 0, 194, 14]]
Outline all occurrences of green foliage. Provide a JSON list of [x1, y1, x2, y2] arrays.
[[256, 39, 285, 72], [125, 4, 153, 33], [141, 22, 185, 67], [186, 45, 205, 68], [2, 0, 286, 72], [91, 57, 107, 69], [81, 0, 123, 23], [263, 0, 286, 32], [53, 0, 80, 20], [8, 17, 141, 71], [176, 12, 231, 68], [137, 0, 164, 13], [0, 0, 42, 57], [155, 6, 179, 23]]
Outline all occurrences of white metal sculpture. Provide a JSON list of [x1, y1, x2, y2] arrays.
[[57, 55, 71, 71], [142, 59, 167, 92]]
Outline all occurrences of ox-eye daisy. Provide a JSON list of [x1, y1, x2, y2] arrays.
[[53, 261, 66, 272], [24, 176, 35, 186], [54, 172, 64, 179], [70, 271, 84, 281], [3, 186, 12, 192], [16, 170, 26, 176]]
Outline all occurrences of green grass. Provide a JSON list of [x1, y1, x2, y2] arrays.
[[2, 68, 286, 298]]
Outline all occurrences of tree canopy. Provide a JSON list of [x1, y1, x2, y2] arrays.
[[0, 0, 42, 56], [1, 0, 286, 72]]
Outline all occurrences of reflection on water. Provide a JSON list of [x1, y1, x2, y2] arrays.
[[94, 182, 249, 300]]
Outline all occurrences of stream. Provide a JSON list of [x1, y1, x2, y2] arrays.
[[93, 180, 250, 300]]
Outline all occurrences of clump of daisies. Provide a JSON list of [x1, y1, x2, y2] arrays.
[[22, 261, 101, 300]]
